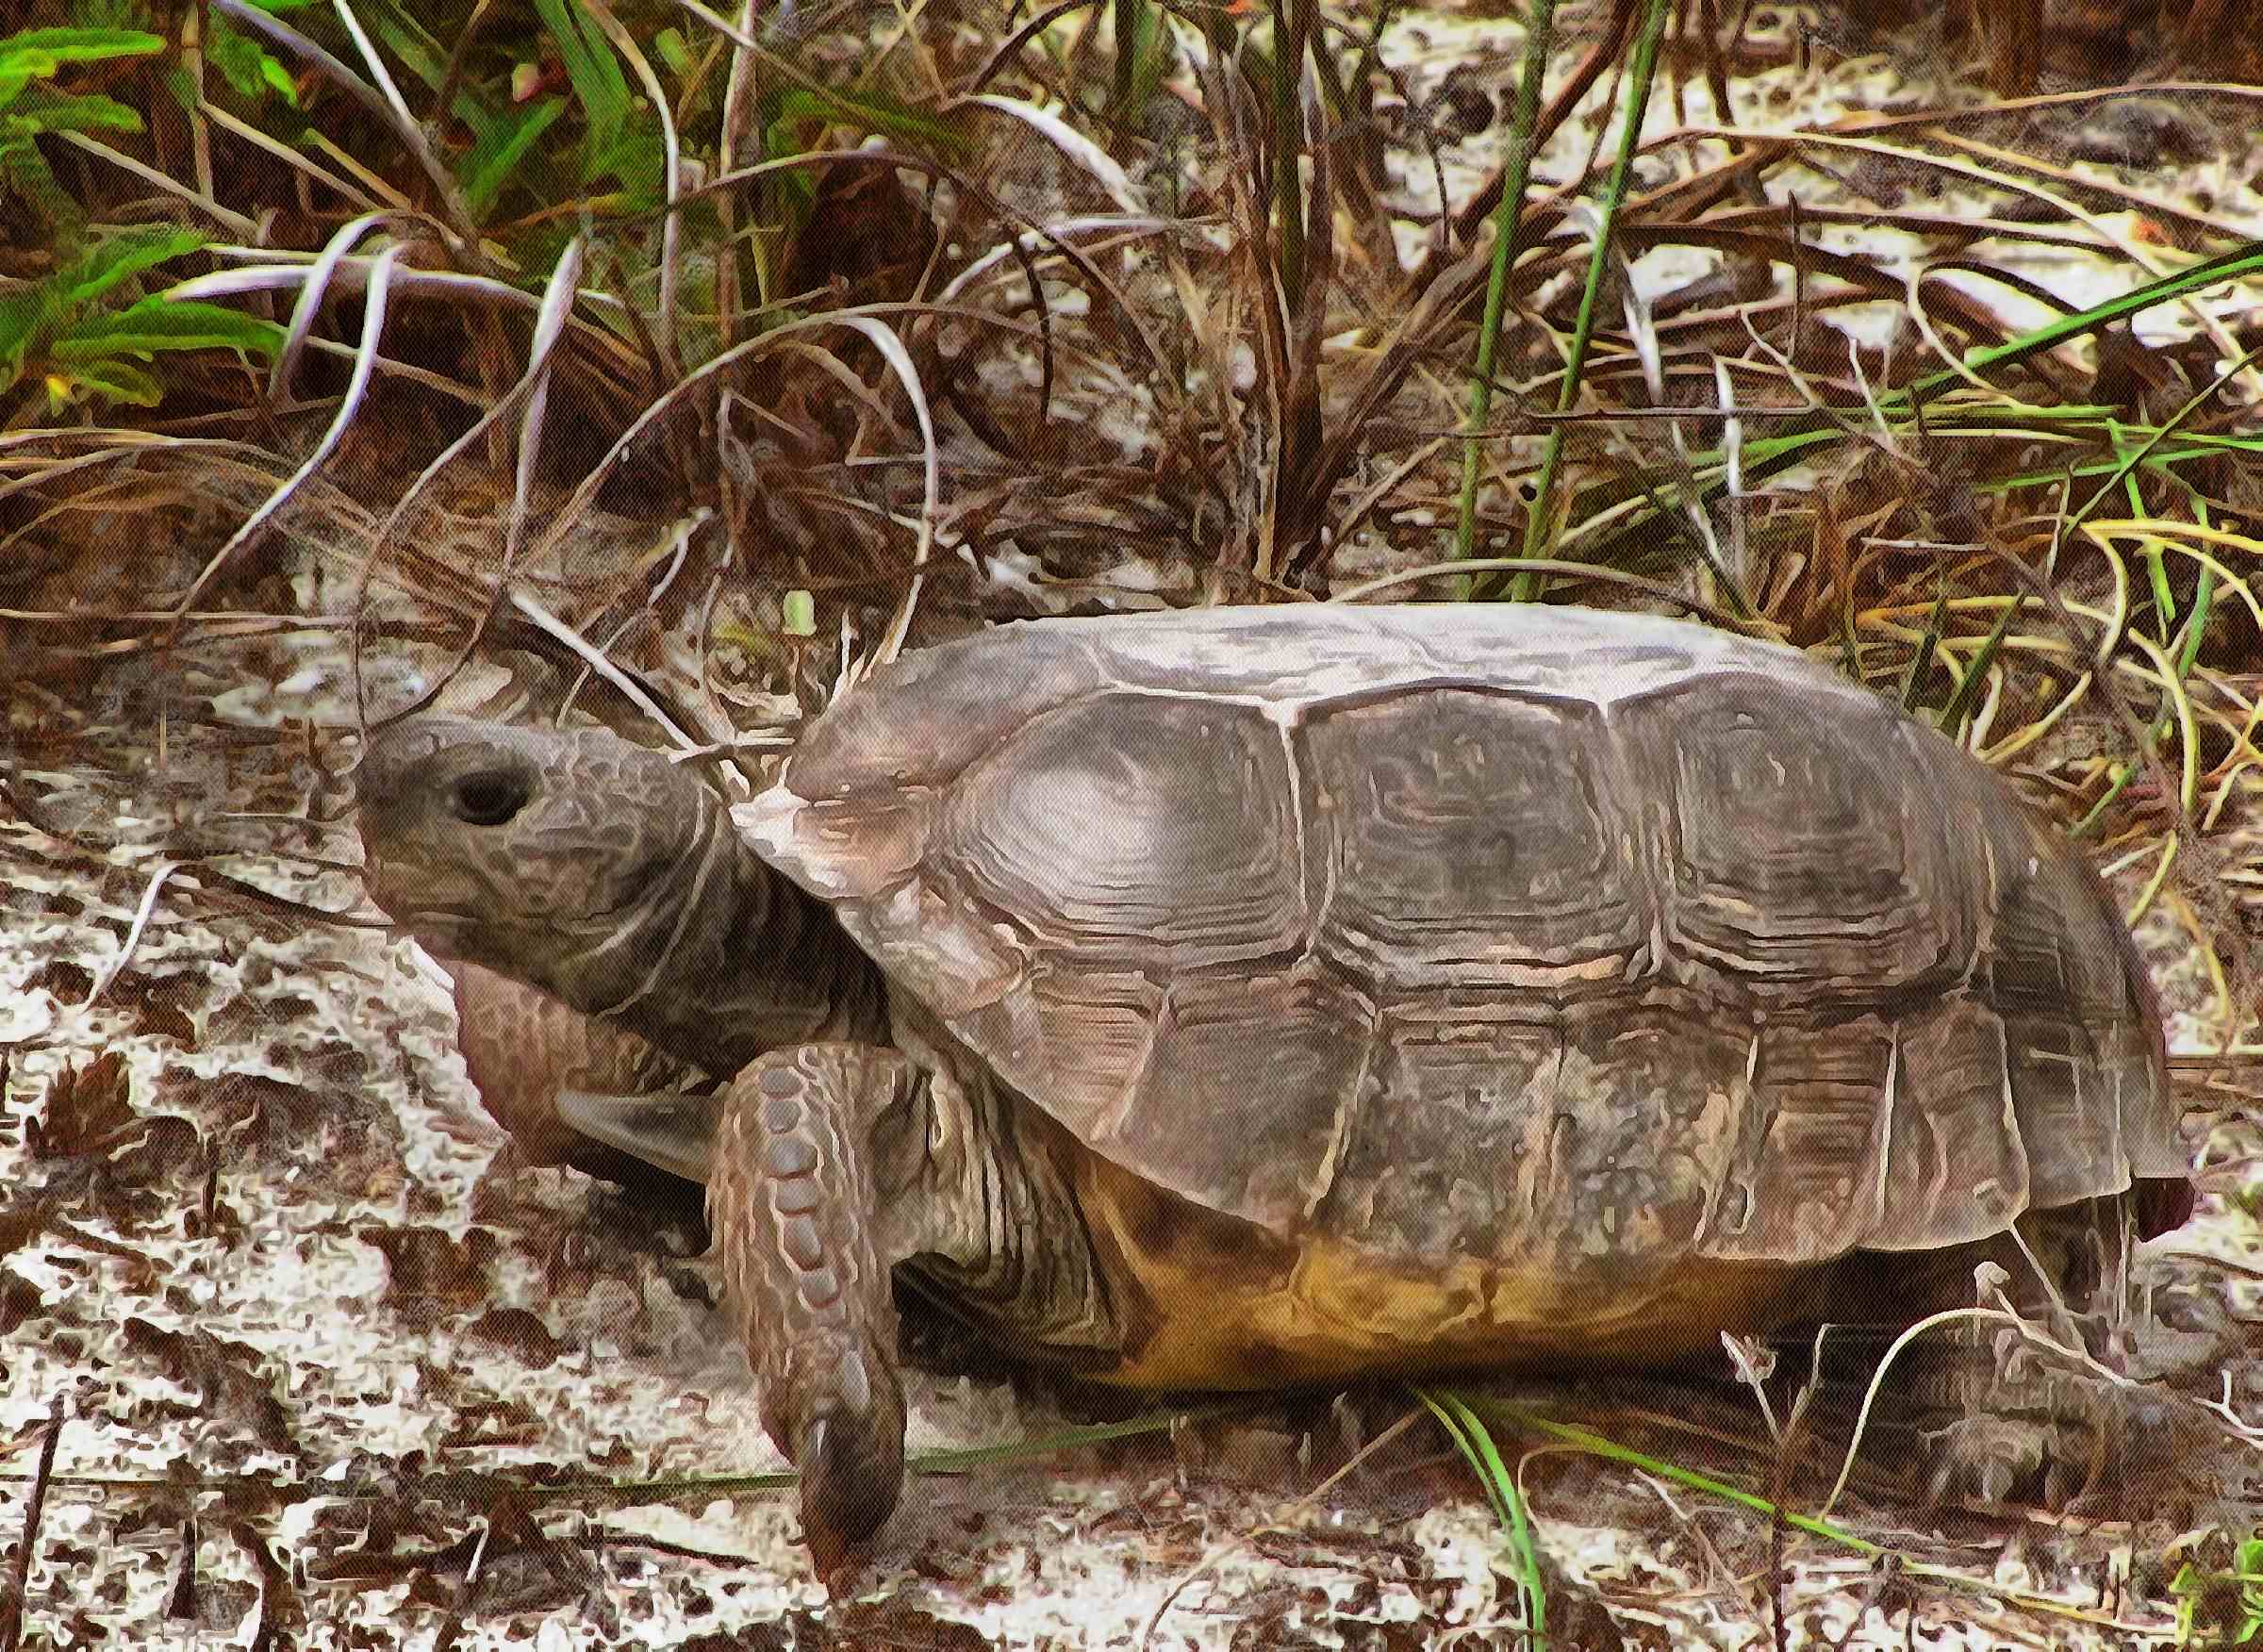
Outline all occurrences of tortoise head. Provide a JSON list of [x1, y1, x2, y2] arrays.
[[355, 719, 726, 1020]]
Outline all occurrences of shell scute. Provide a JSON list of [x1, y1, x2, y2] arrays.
[[1620, 675, 1976, 999], [1303, 689, 1647, 991], [933, 693, 1304, 969]]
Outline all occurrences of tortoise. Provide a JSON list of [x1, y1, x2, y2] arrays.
[[354, 603, 2192, 1573]]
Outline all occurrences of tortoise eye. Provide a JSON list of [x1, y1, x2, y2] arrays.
[[449, 768, 531, 827]]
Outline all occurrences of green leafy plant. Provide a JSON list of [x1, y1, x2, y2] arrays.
[[0, 226, 279, 417], [0, 24, 279, 418], [2173, 1535, 2263, 1646], [0, 24, 164, 218], [203, 6, 304, 109]]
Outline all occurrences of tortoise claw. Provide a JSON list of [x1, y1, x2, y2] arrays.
[[794, 1355, 907, 1581], [798, 1396, 906, 1588]]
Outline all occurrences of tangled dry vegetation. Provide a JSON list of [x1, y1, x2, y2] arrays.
[[5, 0, 2263, 1646]]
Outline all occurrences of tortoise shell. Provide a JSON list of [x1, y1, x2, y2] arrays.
[[737, 604, 2185, 1280]]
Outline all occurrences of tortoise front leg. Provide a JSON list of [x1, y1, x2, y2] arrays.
[[709, 1043, 912, 1579], [453, 964, 705, 1187]]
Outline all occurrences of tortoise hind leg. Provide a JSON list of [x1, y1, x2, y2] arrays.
[[708, 1044, 915, 1579], [1813, 1194, 2206, 1511], [1925, 1196, 2218, 1512]]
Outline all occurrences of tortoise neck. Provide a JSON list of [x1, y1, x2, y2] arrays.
[[574, 786, 890, 1076]]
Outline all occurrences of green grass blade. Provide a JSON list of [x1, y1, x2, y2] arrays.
[[532, 0, 630, 181], [7, 86, 145, 136], [1902, 573, 1949, 712], [1415, 1387, 1546, 1644], [459, 95, 568, 218], [1473, 1396, 1882, 1556], [1938, 594, 2019, 740], [1450, 0, 1561, 594], [1508, 0, 1675, 600]]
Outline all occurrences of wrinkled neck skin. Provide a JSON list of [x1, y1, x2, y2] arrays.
[[549, 785, 890, 1077]]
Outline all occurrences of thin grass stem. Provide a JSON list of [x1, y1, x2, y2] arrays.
[[1449, 0, 1561, 596]]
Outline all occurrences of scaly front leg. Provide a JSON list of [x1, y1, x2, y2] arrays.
[[708, 1044, 913, 1582]]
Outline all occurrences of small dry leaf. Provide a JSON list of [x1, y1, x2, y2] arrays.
[[28, 1051, 138, 1159]]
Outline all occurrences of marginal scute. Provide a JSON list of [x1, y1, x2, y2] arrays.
[[1988, 807, 2186, 1188], [1702, 1019, 1891, 1264], [1875, 997, 2030, 1249]]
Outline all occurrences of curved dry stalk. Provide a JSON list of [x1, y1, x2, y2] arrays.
[[172, 260, 538, 314], [80, 861, 183, 1009], [663, 0, 763, 51], [1931, 127, 2262, 248], [959, 0, 1092, 101], [505, 589, 705, 759], [52, 132, 256, 240], [350, 240, 587, 727], [271, 214, 396, 401], [496, 306, 940, 682], [1815, 1294, 2167, 1523], [1694, 124, 2261, 392], [972, 92, 1146, 213], [164, 247, 404, 636], [194, 99, 377, 212], [507, 240, 587, 565], [934, 213, 1191, 306]]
